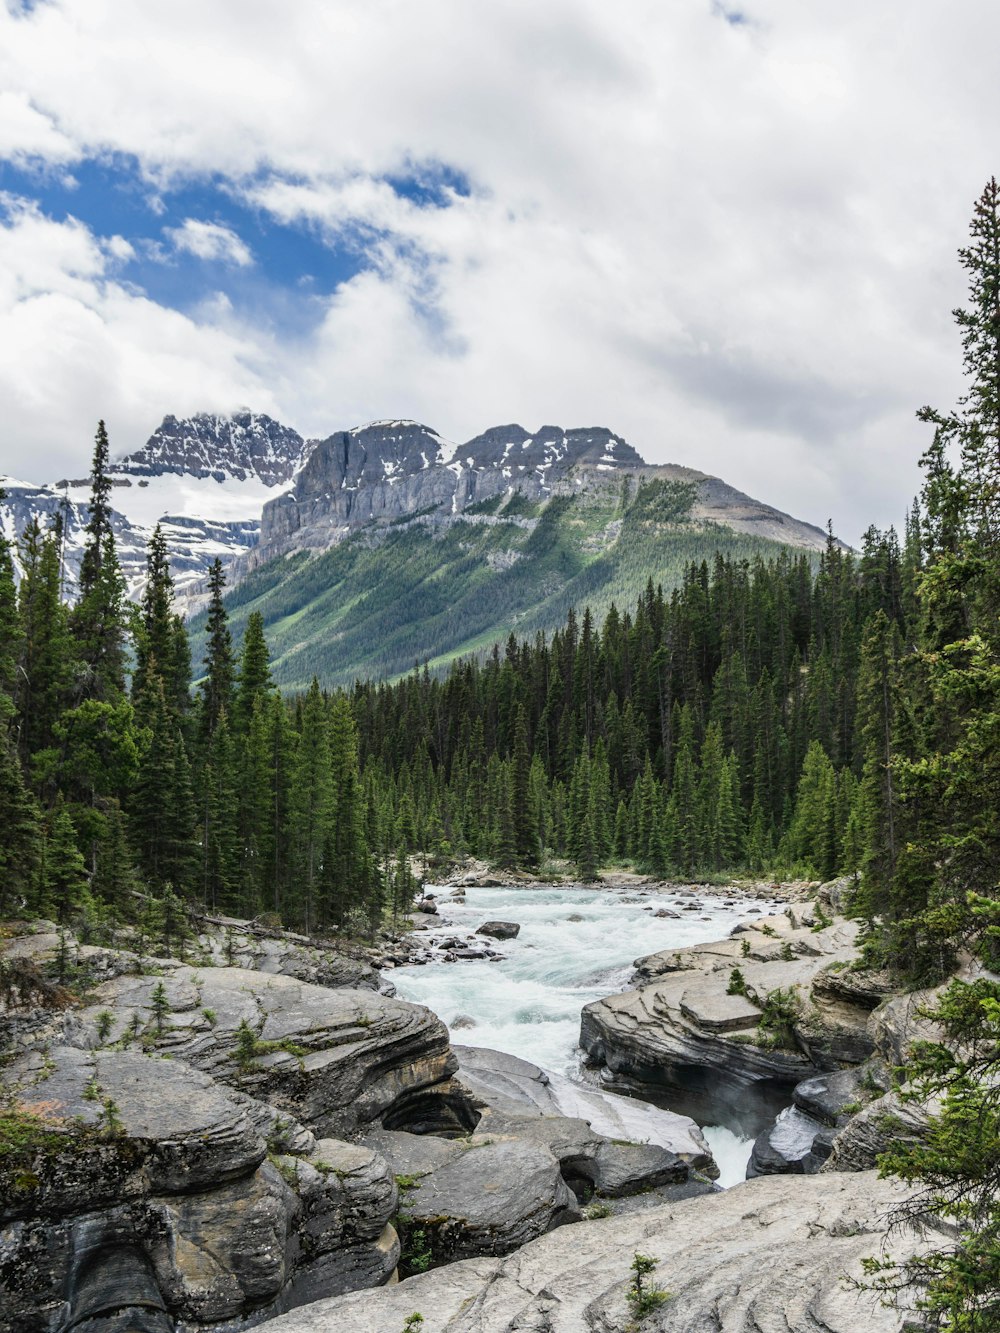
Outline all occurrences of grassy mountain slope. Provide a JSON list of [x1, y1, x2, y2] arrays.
[[193, 478, 819, 687]]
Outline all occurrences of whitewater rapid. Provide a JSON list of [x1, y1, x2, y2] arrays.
[[391, 883, 783, 1186]]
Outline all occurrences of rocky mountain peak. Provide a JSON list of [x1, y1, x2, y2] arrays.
[[113, 410, 309, 487], [462, 424, 645, 474]]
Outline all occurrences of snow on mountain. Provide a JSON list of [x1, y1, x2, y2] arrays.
[[2, 412, 309, 605], [2, 411, 837, 616], [255, 419, 835, 568], [112, 411, 309, 487]]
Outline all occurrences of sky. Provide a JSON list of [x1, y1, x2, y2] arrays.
[[0, 0, 997, 544]]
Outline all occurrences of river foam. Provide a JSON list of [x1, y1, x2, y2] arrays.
[[392, 883, 782, 1186]]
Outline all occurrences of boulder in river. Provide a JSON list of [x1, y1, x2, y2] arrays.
[[475, 921, 521, 940], [746, 1104, 831, 1177]]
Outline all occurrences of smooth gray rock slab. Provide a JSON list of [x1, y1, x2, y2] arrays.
[[592, 1140, 687, 1196], [454, 1045, 712, 1168], [366, 1131, 577, 1262], [264, 1171, 926, 1333]]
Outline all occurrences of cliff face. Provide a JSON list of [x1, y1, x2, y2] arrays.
[[256, 419, 829, 564]]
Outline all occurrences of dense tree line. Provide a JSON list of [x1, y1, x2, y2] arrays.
[[0, 434, 413, 938], [0, 414, 968, 956], [348, 523, 918, 888]]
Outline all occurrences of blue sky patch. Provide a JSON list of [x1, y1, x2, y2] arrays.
[[0, 153, 468, 337]]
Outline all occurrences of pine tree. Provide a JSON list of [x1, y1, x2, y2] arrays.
[[91, 801, 141, 919], [779, 741, 838, 877], [135, 525, 175, 688], [511, 704, 538, 866], [72, 422, 128, 703], [669, 709, 700, 873], [0, 500, 21, 701], [198, 559, 235, 744], [288, 679, 333, 934], [199, 709, 239, 913], [235, 694, 274, 917], [15, 519, 75, 774], [716, 753, 745, 868], [41, 798, 91, 923], [0, 695, 42, 916], [234, 611, 273, 736], [129, 673, 198, 895], [322, 693, 372, 930]]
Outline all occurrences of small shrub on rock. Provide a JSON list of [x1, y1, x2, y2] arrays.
[[627, 1252, 670, 1325]]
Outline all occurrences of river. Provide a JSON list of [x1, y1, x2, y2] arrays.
[[391, 882, 784, 1187]]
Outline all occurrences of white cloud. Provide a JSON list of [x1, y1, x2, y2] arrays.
[[0, 0, 997, 539], [0, 200, 279, 478], [0, 90, 78, 165], [166, 218, 253, 267]]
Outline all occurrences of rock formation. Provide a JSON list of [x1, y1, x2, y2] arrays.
[[580, 903, 872, 1133], [0, 922, 714, 1331], [253, 419, 833, 566], [263, 1171, 926, 1333]]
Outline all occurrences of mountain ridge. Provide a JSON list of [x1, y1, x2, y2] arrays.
[[251, 418, 831, 573], [3, 413, 836, 653]]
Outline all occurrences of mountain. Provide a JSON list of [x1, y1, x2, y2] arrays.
[[203, 420, 835, 688], [3, 410, 837, 686], [247, 418, 828, 568], [2, 411, 308, 602]]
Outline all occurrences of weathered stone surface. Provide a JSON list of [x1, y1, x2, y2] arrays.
[[368, 1132, 578, 1262], [454, 1045, 713, 1169], [265, 1172, 925, 1333], [817, 976, 972, 1173], [824, 1090, 933, 1173], [195, 925, 381, 990], [793, 1066, 873, 1126], [1, 1046, 265, 1216], [678, 983, 761, 1032], [0, 933, 457, 1331], [591, 1140, 688, 1196], [77, 966, 454, 1138], [582, 915, 871, 1123], [0, 1046, 402, 1328], [747, 1104, 829, 1177], [152, 1161, 292, 1319]]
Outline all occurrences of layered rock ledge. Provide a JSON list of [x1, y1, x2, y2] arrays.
[[580, 902, 874, 1131], [1, 923, 716, 1331]]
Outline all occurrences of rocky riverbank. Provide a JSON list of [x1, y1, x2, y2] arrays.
[[0, 917, 714, 1331], [577, 876, 949, 1180], [1, 879, 959, 1332]]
